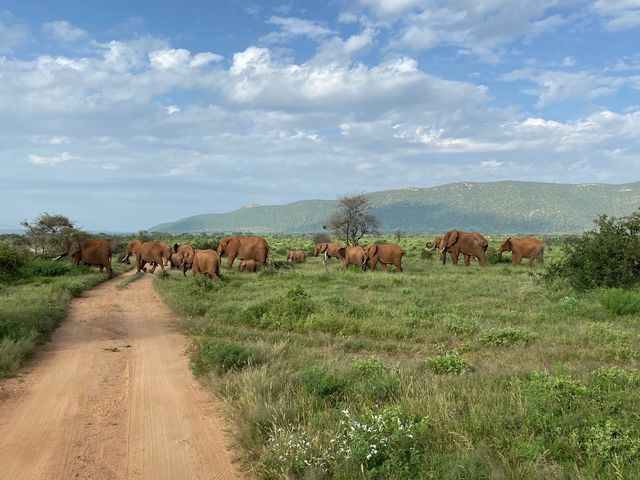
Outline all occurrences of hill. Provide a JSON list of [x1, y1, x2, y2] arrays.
[[151, 181, 640, 234]]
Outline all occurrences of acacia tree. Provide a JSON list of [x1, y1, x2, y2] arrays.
[[20, 213, 82, 255], [326, 194, 380, 246]]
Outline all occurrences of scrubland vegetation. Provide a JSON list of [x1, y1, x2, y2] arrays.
[[0, 243, 129, 377], [154, 233, 640, 479]]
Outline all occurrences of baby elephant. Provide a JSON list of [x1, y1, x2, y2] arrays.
[[287, 250, 307, 263], [239, 259, 258, 272], [190, 249, 221, 281]]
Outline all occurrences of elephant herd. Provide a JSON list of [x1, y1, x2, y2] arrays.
[[426, 230, 545, 266], [52, 232, 544, 281]]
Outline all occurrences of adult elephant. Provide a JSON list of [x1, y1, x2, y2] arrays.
[[136, 242, 171, 274], [54, 239, 113, 277], [287, 250, 307, 263], [190, 249, 221, 281], [427, 236, 471, 265], [217, 236, 269, 270], [441, 230, 488, 267], [314, 242, 343, 261], [366, 243, 404, 272], [121, 239, 143, 264], [173, 243, 195, 277], [498, 237, 544, 265], [338, 246, 368, 271]]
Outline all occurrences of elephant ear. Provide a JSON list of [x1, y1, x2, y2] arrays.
[[173, 243, 179, 253], [446, 230, 459, 247], [369, 244, 378, 257], [338, 247, 346, 259], [319, 243, 328, 253]]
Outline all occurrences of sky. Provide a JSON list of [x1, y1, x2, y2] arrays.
[[1, 0, 640, 231]]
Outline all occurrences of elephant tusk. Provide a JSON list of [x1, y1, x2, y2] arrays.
[[440, 247, 446, 253], [52, 253, 65, 261]]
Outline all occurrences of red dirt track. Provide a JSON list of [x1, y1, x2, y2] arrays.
[[0, 272, 243, 480]]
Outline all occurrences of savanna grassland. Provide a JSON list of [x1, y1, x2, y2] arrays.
[[0, 249, 130, 377], [154, 235, 640, 479]]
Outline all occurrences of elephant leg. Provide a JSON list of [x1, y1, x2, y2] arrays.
[[395, 260, 403, 272], [451, 251, 459, 265], [99, 265, 104, 272], [371, 258, 378, 271], [150, 262, 157, 274], [478, 253, 487, 267], [382, 263, 388, 272], [464, 254, 471, 266], [227, 254, 237, 270]]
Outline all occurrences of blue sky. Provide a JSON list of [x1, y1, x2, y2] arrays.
[[1, 1, 639, 231]]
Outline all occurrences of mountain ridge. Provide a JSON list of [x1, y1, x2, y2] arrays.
[[151, 180, 640, 234]]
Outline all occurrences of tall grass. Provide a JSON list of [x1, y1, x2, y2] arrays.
[[154, 235, 640, 478], [0, 256, 130, 377]]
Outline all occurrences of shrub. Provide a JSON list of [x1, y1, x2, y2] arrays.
[[238, 286, 314, 330], [479, 327, 535, 346], [25, 258, 71, 277], [597, 288, 640, 315], [444, 316, 478, 335], [426, 351, 471, 374], [543, 212, 640, 289], [350, 357, 401, 401], [191, 338, 258, 375], [299, 365, 348, 400], [0, 243, 27, 277]]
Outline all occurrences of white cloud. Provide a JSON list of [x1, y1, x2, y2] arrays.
[[561, 56, 576, 67], [501, 68, 640, 107], [42, 20, 87, 42], [102, 163, 118, 170], [27, 152, 76, 165], [480, 160, 503, 168], [262, 16, 333, 43], [0, 18, 30, 52], [591, 0, 640, 31]]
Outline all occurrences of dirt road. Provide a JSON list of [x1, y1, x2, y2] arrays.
[[0, 273, 243, 480]]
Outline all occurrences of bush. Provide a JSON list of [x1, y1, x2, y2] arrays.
[[350, 357, 401, 402], [239, 286, 314, 330], [0, 243, 27, 277], [426, 351, 471, 374], [543, 212, 640, 289], [24, 258, 71, 277], [479, 327, 535, 346], [299, 365, 348, 400], [444, 315, 478, 335], [597, 288, 640, 315], [191, 338, 258, 375]]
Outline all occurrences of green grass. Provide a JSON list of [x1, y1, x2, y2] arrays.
[[153, 235, 640, 479], [0, 259, 130, 377], [116, 271, 145, 290]]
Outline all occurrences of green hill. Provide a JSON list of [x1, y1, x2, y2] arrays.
[[151, 181, 640, 234]]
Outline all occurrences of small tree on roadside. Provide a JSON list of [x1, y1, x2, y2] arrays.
[[325, 194, 380, 246], [20, 213, 83, 255], [544, 211, 640, 290], [394, 229, 406, 243]]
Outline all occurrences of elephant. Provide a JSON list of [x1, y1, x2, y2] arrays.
[[498, 237, 544, 265], [159, 242, 171, 266], [366, 243, 404, 272], [217, 236, 269, 270], [173, 243, 195, 277], [314, 242, 343, 261], [121, 239, 143, 264], [441, 230, 488, 267], [54, 238, 113, 277], [136, 242, 171, 274], [169, 252, 184, 269], [287, 250, 307, 263], [426, 236, 471, 265], [190, 249, 221, 281], [338, 246, 368, 271], [239, 259, 257, 272]]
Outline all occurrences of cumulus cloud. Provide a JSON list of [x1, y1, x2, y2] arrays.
[[42, 20, 87, 42]]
